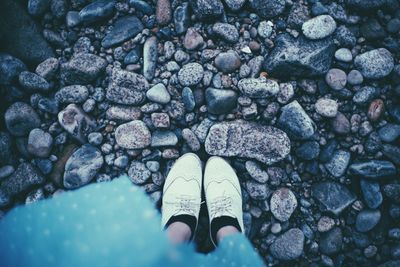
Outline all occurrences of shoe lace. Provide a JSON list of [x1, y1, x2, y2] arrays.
[[209, 195, 234, 218], [164, 195, 200, 216]]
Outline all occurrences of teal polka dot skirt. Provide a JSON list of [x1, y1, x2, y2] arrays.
[[0, 176, 264, 267]]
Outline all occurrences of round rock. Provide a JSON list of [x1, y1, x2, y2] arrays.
[[5, 102, 41, 137], [354, 48, 394, 79], [320, 227, 343, 255], [214, 50, 241, 73], [325, 68, 347, 90], [212, 23, 239, 43], [146, 83, 171, 104], [63, 144, 104, 189], [178, 63, 204, 86], [115, 120, 151, 149], [270, 188, 298, 222], [302, 15, 337, 40], [315, 98, 338, 118], [356, 209, 381, 232], [27, 128, 53, 158], [128, 161, 151, 185], [270, 228, 305, 260], [347, 69, 364, 85], [335, 48, 353, 63], [205, 88, 238, 114], [183, 28, 204, 50]]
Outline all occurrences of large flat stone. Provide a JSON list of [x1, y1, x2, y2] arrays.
[[205, 120, 290, 165]]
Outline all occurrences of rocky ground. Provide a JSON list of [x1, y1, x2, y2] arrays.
[[0, 0, 400, 266]]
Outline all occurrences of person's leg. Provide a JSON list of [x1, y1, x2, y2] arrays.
[[166, 222, 192, 244], [204, 156, 245, 247], [216, 225, 239, 243], [161, 153, 202, 244]]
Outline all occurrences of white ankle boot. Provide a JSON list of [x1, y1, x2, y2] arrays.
[[161, 153, 202, 237], [204, 156, 244, 246]]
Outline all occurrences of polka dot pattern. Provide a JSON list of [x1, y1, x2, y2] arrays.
[[0, 176, 263, 267]]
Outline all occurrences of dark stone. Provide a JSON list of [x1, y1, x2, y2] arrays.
[[311, 2, 329, 16], [0, 0, 54, 65], [312, 182, 356, 215], [251, 0, 286, 19], [106, 68, 148, 105], [296, 141, 320, 160], [287, 1, 310, 29], [353, 86, 379, 105], [319, 227, 343, 255], [352, 230, 371, 248], [79, 0, 115, 24], [0, 53, 27, 85], [5, 102, 41, 137], [349, 160, 397, 179], [38, 97, 59, 114], [383, 184, 400, 203], [264, 34, 335, 78], [270, 228, 305, 260], [360, 18, 386, 40], [361, 179, 383, 209], [326, 2, 347, 23], [66, 11, 81, 27], [28, 0, 50, 16], [18, 71, 51, 92], [124, 46, 141, 64], [60, 53, 107, 84], [174, 3, 190, 35], [182, 87, 196, 112], [55, 85, 89, 104], [334, 25, 356, 48], [356, 209, 381, 232], [346, 0, 387, 11], [378, 124, 400, 143], [387, 18, 400, 33], [50, 0, 67, 19], [319, 139, 338, 163], [101, 16, 144, 48], [214, 51, 241, 73], [128, 0, 154, 15], [0, 132, 13, 166], [63, 144, 104, 189], [34, 158, 53, 175], [0, 163, 45, 197], [324, 150, 351, 178], [382, 144, 400, 165], [205, 88, 238, 115], [189, 0, 224, 20], [277, 100, 316, 140], [365, 132, 382, 154], [332, 112, 350, 135]]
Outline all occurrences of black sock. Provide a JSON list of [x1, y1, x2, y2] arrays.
[[211, 216, 242, 244], [165, 215, 197, 240]]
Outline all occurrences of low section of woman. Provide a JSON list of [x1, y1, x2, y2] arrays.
[[0, 154, 264, 267]]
